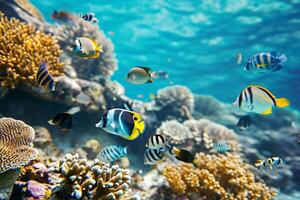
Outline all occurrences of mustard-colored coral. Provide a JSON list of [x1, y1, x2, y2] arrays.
[[0, 12, 63, 90], [163, 153, 276, 200]]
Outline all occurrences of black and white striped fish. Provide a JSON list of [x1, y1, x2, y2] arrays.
[[144, 147, 165, 165], [97, 145, 127, 163], [78, 13, 98, 23], [232, 85, 289, 115], [145, 134, 170, 149], [36, 61, 55, 91]]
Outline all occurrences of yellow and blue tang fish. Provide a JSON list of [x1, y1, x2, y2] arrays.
[[95, 108, 146, 140], [97, 145, 127, 163], [255, 157, 283, 171], [232, 85, 289, 115], [36, 61, 55, 91], [245, 51, 287, 73], [72, 37, 103, 59]]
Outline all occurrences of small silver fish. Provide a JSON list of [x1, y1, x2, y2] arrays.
[[213, 142, 231, 153], [236, 52, 242, 64]]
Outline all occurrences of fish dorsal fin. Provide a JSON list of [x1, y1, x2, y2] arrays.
[[251, 85, 276, 99], [261, 107, 272, 115], [137, 66, 151, 73]]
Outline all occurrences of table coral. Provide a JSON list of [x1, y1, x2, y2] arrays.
[[0, 117, 37, 174], [0, 12, 63, 90], [52, 154, 132, 200], [163, 153, 276, 200]]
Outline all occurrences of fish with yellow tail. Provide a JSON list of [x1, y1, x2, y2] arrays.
[[232, 85, 290, 115], [144, 134, 194, 165], [72, 37, 103, 59], [95, 108, 146, 140], [255, 157, 283, 171]]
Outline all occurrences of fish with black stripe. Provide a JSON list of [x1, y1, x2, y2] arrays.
[[78, 13, 99, 23], [36, 61, 55, 91], [144, 134, 194, 165], [245, 51, 287, 73], [255, 157, 283, 171], [95, 108, 146, 140], [48, 106, 80, 131], [232, 85, 289, 115], [97, 145, 127, 163]]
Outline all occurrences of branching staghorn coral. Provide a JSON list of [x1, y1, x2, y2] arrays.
[[163, 153, 276, 200], [156, 118, 240, 153], [53, 154, 132, 200], [50, 18, 117, 79], [0, 12, 63, 90]]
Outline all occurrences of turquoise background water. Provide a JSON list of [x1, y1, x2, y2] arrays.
[[31, 0, 300, 109]]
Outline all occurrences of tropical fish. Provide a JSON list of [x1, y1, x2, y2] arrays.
[[144, 134, 194, 165], [125, 66, 157, 84], [51, 10, 77, 24], [232, 85, 289, 115], [48, 106, 81, 131], [95, 108, 146, 140], [72, 37, 103, 59], [97, 145, 127, 163], [144, 147, 165, 165], [236, 52, 242, 64], [36, 61, 55, 91], [255, 157, 283, 171], [236, 115, 252, 130], [213, 142, 231, 153], [78, 13, 98, 23], [245, 51, 287, 73], [156, 71, 169, 79]]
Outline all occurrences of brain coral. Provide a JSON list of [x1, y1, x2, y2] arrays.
[[53, 154, 132, 200], [0, 117, 37, 174], [0, 12, 63, 90], [163, 153, 276, 200]]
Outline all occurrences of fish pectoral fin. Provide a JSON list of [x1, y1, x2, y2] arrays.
[[146, 79, 154, 83], [261, 107, 272, 115], [275, 98, 290, 108]]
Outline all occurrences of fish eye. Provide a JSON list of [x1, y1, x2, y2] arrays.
[[134, 117, 138, 121]]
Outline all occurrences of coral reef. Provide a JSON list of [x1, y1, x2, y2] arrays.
[[0, 117, 37, 173], [82, 139, 102, 159], [0, 12, 63, 90], [163, 153, 276, 200], [0, 169, 20, 200], [52, 153, 132, 200]]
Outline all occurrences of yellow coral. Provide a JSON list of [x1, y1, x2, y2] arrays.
[[0, 12, 63, 90], [163, 153, 276, 200]]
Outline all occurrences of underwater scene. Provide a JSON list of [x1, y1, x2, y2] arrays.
[[0, 0, 300, 199]]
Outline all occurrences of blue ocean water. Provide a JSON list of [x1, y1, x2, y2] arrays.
[[31, 0, 300, 109]]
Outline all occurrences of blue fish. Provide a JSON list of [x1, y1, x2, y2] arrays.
[[213, 142, 231, 153], [97, 145, 127, 163], [245, 51, 287, 73], [36, 61, 55, 91]]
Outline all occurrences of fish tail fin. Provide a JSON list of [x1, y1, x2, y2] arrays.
[[171, 146, 194, 163], [276, 98, 290, 108], [67, 106, 81, 115], [278, 53, 287, 64], [96, 44, 104, 53]]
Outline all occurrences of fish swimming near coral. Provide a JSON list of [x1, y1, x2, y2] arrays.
[[51, 10, 77, 24], [95, 108, 146, 140], [97, 145, 127, 163], [36, 61, 55, 91], [48, 106, 81, 131], [213, 141, 231, 153], [236, 115, 252, 130], [232, 85, 290, 115], [72, 37, 103, 59], [245, 51, 287, 73], [144, 134, 195, 165], [236, 52, 242, 64], [255, 157, 283, 171], [78, 13, 99, 23], [125, 66, 159, 84]]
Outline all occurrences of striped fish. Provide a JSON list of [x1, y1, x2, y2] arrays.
[[245, 51, 287, 73], [78, 13, 98, 23], [144, 147, 165, 165], [232, 85, 289, 115], [97, 145, 127, 163], [36, 61, 55, 91], [255, 157, 283, 171], [145, 134, 170, 149], [213, 142, 231, 153]]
